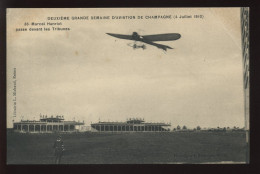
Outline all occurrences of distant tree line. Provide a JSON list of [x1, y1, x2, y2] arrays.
[[172, 125, 245, 132]]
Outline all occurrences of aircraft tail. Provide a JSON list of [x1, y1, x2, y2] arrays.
[[142, 40, 174, 51], [160, 45, 173, 51]]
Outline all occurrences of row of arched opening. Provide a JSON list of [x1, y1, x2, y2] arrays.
[[92, 125, 168, 132], [13, 124, 75, 132]]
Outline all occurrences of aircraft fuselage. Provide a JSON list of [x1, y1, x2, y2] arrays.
[[131, 32, 171, 51], [106, 32, 179, 51]]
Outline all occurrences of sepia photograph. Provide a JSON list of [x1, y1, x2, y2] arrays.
[[6, 8, 249, 164]]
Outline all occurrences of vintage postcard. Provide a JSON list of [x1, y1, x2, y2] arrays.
[[6, 8, 249, 164]]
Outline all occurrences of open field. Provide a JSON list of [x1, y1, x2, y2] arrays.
[[7, 131, 247, 164]]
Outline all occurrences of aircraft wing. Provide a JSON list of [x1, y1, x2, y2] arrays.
[[106, 33, 133, 40], [142, 33, 181, 41]]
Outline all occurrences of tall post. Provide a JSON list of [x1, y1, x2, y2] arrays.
[[241, 7, 249, 163]]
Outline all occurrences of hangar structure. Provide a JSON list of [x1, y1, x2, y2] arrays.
[[91, 118, 171, 132], [13, 115, 84, 132]]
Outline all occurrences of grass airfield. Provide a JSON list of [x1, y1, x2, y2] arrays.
[[7, 131, 247, 164]]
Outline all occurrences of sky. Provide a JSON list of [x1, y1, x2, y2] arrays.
[[7, 8, 245, 129]]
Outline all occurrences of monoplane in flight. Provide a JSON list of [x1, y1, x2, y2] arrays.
[[106, 32, 181, 51]]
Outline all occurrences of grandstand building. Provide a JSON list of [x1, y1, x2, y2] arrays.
[[91, 118, 171, 132], [13, 115, 84, 133]]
